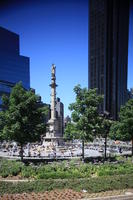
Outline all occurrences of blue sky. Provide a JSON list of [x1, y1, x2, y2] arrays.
[[0, 0, 132, 116]]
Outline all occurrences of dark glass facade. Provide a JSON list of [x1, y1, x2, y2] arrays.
[[0, 26, 30, 109], [56, 97, 64, 137], [89, 0, 130, 119]]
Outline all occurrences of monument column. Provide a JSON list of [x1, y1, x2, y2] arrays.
[[43, 64, 64, 145], [50, 64, 58, 120]]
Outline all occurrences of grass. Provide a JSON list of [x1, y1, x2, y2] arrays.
[[0, 174, 133, 195]]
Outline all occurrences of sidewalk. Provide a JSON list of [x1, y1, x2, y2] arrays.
[[84, 190, 133, 200], [85, 194, 133, 200]]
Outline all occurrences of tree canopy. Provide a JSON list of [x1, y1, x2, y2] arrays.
[[110, 99, 133, 155], [64, 122, 78, 141], [69, 85, 103, 140], [0, 82, 48, 160], [0, 111, 6, 142], [66, 85, 104, 159], [98, 113, 113, 158]]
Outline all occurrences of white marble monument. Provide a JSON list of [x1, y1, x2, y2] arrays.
[[43, 64, 63, 146]]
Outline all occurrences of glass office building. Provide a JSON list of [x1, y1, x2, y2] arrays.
[[0, 26, 30, 109]]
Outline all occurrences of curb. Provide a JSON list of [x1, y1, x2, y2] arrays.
[[84, 194, 133, 200]]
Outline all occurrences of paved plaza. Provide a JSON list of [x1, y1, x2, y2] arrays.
[[0, 138, 132, 159]]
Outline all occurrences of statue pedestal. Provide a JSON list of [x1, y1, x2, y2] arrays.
[[43, 118, 64, 146]]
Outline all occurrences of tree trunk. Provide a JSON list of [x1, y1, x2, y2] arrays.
[[104, 135, 107, 160], [132, 138, 133, 156], [82, 140, 85, 161], [20, 144, 24, 162]]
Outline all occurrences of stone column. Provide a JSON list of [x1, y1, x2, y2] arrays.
[[50, 64, 57, 120]]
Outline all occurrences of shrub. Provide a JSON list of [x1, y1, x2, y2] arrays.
[[0, 159, 23, 177], [1, 158, 133, 179], [21, 166, 36, 178]]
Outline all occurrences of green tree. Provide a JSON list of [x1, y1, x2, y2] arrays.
[[68, 85, 104, 160], [99, 113, 113, 159], [110, 99, 133, 156], [0, 111, 6, 142], [0, 82, 48, 161], [64, 122, 79, 141]]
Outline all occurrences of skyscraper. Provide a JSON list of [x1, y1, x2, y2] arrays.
[[89, 0, 130, 119], [0, 26, 30, 109]]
